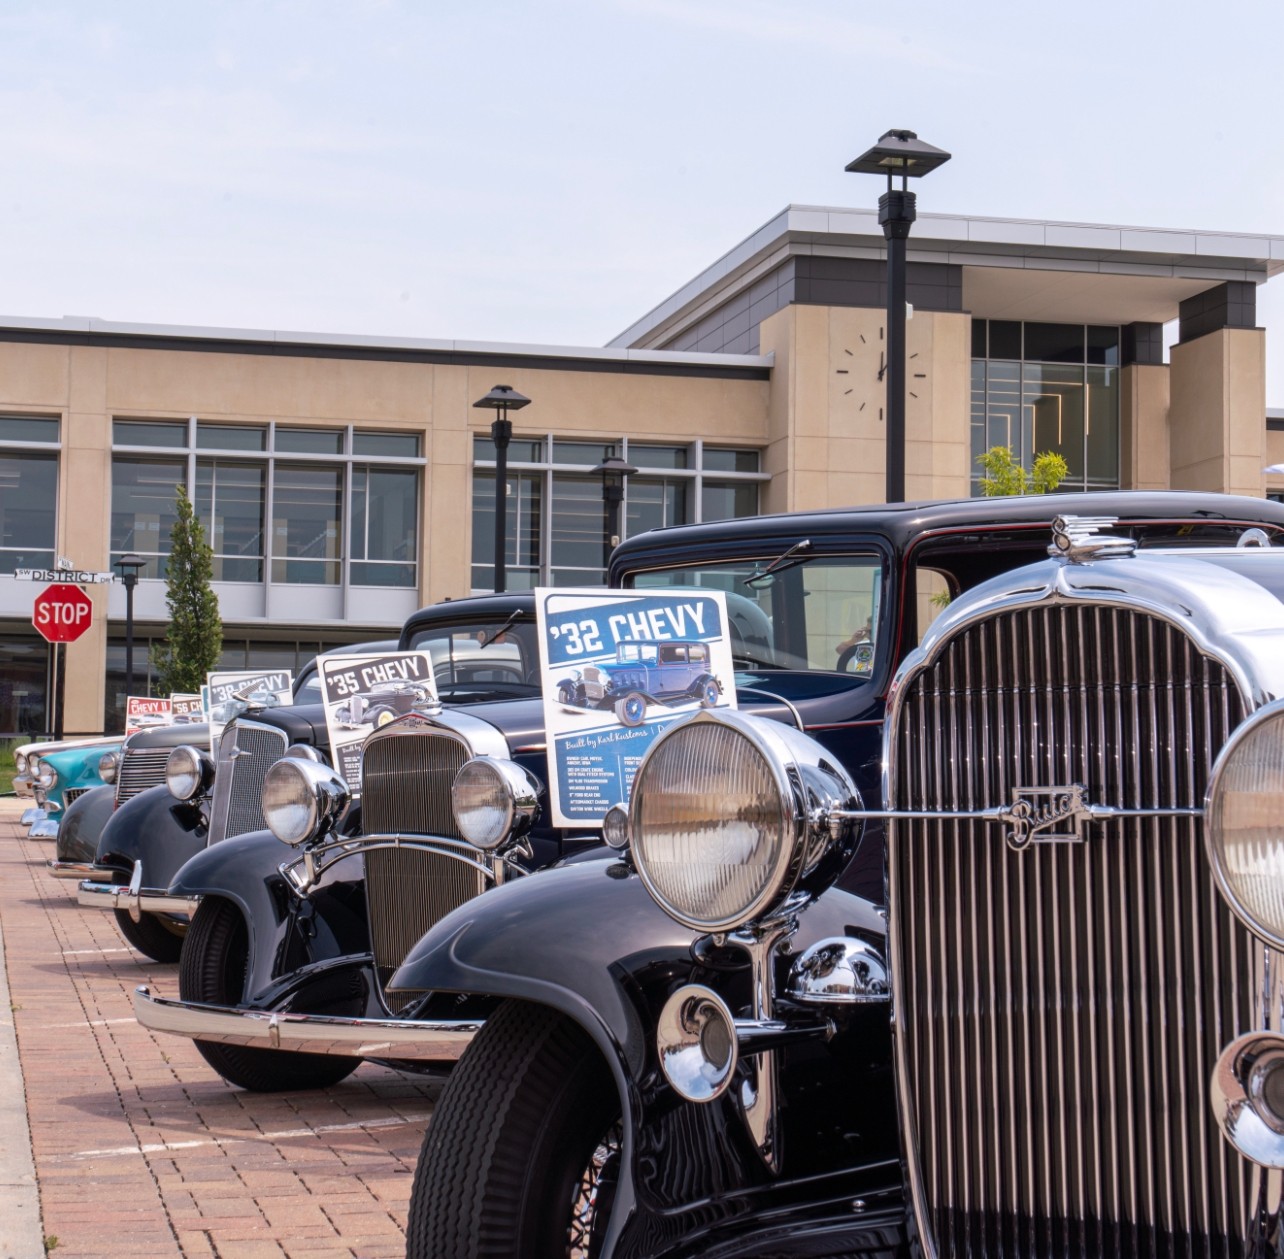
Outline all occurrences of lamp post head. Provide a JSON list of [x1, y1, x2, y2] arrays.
[[115, 552, 146, 587], [592, 455, 639, 500], [845, 129, 951, 178], [473, 385, 531, 413]]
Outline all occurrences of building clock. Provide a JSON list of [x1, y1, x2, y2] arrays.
[[833, 326, 928, 418]]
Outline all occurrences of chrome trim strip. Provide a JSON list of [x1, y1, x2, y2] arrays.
[[133, 985, 481, 1060], [46, 859, 95, 880], [76, 880, 200, 918]]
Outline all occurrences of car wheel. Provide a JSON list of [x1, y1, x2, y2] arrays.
[[406, 1000, 620, 1259], [557, 681, 578, 707], [371, 706, 397, 728], [112, 871, 185, 963], [614, 692, 647, 727], [178, 896, 359, 1093], [698, 678, 720, 707]]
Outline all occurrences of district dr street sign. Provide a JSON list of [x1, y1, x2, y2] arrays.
[[32, 583, 94, 644]]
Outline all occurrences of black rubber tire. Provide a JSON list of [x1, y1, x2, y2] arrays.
[[178, 896, 359, 1093], [111, 871, 185, 963], [406, 999, 621, 1259]]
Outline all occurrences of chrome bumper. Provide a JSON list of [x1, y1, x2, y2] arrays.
[[77, 863, 201, 920], [47, 859, 96, 880], [134, 986, 482, 1060]]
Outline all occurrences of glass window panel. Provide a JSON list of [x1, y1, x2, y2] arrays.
[[985, 361, 1022, 463], [1024, 364, 1085, 483], [627, 477, 689, 536], [1086, 366, 1120, 484], [0, 630, 49, 735], [196, 423, 265, 451], [989, 321, 1021, 360], [244, 643, 297, 670], [275, 427, 344, 454], [701, 481, 758, 522], [471, 470, 542, 591], [552, 440, 612, 467], [1023, 323, 1085, 364], [196, 460, 265, 582], [1087, 326, 1121, 367], [630, 445, 688, 470], [353, 431, 420, 458], [551, 474, 608, 572], [349, 466, 418, 587], [104, 635, 160, 732], [702, 448, 760, 474], [110, 457, 184, 578], [971, 318, 988, 359], [0, 416, 59, 443], [473, 435, 545, 463], [113, 420, 187, 448], [271, 464, 342, 584], [970, 361, 988, 492], [0, 451, 57, 573]]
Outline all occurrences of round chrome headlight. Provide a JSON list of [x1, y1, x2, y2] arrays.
[[36, 761, 57, 789], [166, 745, 215, 802], [451, 757, 540, 851], [98, 750, 120, 785], [262, 757, 349, 846], [1207, 699, 1284, 948], [629, 709, 861, 934], [14, 751, 27, 774]]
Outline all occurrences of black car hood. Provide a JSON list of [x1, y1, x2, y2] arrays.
[[125, 722, 212, 750]]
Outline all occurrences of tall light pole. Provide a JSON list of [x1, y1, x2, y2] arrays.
[[846, 129, 951, 504], [592, 453, 638, 572], [473, 385, 531, 592], [114, 552, 146, 697]]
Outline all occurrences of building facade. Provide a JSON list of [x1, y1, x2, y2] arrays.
[[2, 206, 1283, 736]]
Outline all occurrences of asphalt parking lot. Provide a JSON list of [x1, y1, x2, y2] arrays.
[[0, 798, 441, 1258]]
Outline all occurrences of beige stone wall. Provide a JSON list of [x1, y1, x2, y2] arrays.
[[757, 305, 970, 512], [1169, 329, 1266, 496], [1119, 363, 1170, 491]]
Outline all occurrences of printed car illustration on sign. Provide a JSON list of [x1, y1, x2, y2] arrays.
[[556, 638, 723, 726]]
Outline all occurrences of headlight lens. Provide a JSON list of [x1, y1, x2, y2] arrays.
[[452, 757, 540, 851], [37, 761, 57, 789], [262, 758, 349, 846], [14, 751, 27, 773], [98, 751, 120, 784], [166, 745, 214, 801], [1207, 700, 1284, 948]]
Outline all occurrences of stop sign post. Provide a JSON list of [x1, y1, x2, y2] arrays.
[[33, 583, 94, 644]]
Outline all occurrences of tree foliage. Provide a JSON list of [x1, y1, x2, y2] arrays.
[[977, 446, 1069, 497], [150, 486, 223, 695]]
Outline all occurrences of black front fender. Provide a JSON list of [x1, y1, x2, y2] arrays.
[[95, 784, 207, 887], [56, 785, 117, 865]]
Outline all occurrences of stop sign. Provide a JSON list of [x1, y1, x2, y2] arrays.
[[33, 583, 94, 644]]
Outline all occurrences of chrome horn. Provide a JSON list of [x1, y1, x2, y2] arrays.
[[1212, 1031, 1284, 1168]]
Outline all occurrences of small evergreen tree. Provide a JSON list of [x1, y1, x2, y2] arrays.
[[151, 486, 223, 695], [977, 446, 1069, 497]]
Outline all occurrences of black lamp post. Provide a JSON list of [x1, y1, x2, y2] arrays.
[[592, 453, 638, 571], [473, 385, 531, 592], [114, 553, 146, 696], [846, 129, 951, 504]]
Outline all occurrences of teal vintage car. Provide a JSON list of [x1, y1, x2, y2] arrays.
[[28, 739, 124, 839]]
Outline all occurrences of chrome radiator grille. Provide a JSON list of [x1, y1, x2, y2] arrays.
[[891, 603, 1259, 1258], [210, 722, 288, 843], [361, 730, 487, 1012], [115, 749, 171, 805], [64, 787, 90, 805]]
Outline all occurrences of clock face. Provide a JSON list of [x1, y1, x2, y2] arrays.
[[833, 327, 928, 416]]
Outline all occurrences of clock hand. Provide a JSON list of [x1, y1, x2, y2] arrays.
[[877, 350, 887, 382]]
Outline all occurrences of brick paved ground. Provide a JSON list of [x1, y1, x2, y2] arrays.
[[0, 798, 441, 1258]]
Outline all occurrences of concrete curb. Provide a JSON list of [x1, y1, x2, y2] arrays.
[[0, 839, 43, 1259]]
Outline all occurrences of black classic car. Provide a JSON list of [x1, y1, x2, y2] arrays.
[[60, 645, 394, 961], [390, 512, 1284, 1258], [133, 491, 1284, 1115]]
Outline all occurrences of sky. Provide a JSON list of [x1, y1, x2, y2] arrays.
[[3, 0, 1283, 399]]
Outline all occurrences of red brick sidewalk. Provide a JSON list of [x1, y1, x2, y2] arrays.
[[0, 798, 440, 1258]]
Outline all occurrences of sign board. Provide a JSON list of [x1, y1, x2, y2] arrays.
[[317, 651, 437, 794], [535, 588, 736, 827], [170, 693, 204, 725], [32, 583, 94, 644], [126, 695, 172, 734], [203, 669, 295, 749], [14, 568, 114, 583]]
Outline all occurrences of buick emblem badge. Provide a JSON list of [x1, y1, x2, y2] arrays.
[[1002, 785, 1090, 851]]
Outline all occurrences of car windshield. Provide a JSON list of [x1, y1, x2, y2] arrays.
[[629, 553, 884, 675], [406, 619, 540, 697]]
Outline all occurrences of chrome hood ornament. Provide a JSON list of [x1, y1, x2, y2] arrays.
[[1049, 515, 1137, 563]]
